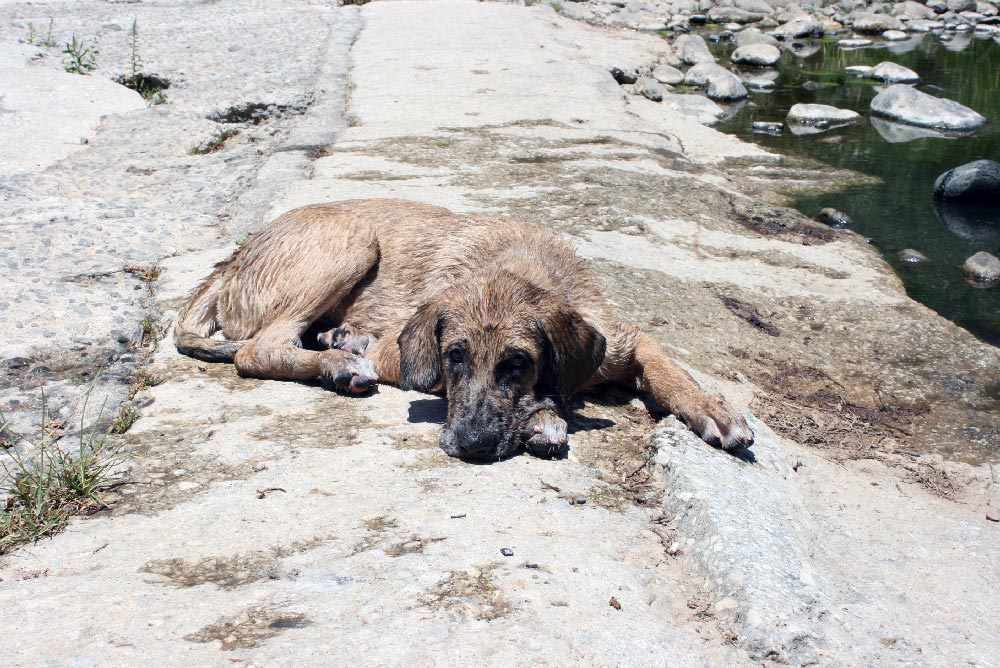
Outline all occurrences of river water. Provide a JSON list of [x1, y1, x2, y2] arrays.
[[700, 30, 1000, 346]]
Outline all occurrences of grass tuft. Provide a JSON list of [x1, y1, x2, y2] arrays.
[[1, 391, 123, 555]]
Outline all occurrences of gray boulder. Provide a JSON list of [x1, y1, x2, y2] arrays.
[[736, 0, 777, 14], [894, 1, 938, 19], [870, 61, 920, 82], [675, 34, 716, 65], [731, 43, 782, 65], [963, 251, 1000, 283], [707, 72, 749, 100], [933, 160, 1000, 204], [684, 62, 732, 86], [652, 64, 685, 85], [635, 76, 668, 102], [735, 26, 781, 46], [839, 37, 874, 46], [853, 13, 906, 32], [772, 13, 823, 38], [869, 84, 986, 130], [708, 6, 764, 23]]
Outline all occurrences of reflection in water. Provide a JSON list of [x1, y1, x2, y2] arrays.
[[868, 116, 970, 143], [933, 201, 1000, 243], [704, 31, 1000, 345]]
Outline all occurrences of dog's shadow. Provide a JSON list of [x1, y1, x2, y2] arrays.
[[407, 397, 448, 425], [404, 390, 755, 463]]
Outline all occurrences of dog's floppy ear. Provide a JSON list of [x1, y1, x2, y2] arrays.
[[397, 297, 448, 392], [535, 305, 606, 409]]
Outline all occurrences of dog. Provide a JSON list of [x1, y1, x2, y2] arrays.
[[175, 199, 753, 460]]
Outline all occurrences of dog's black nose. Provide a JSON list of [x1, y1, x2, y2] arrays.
[[455, 429, 501, 460]]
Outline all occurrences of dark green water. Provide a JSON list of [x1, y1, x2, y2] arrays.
[[704, 31, 1000, 345]]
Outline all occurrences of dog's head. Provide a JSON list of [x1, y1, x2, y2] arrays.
[[397, 270, 606, 460]]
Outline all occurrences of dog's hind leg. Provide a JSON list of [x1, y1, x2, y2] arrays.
[[231, 231, 380, 394]]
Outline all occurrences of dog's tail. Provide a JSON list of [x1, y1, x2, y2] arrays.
[[174, 269, 247, 363]]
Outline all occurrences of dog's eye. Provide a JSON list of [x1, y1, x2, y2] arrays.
[[509, 354, 530, 370], [448, 348, 465, 365]]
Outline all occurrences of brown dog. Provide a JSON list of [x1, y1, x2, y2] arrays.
[[175, 199, 752, 460]]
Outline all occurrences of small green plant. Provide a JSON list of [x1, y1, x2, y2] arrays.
[[548, 0, 564, 13], [1, 391, 123, 554], [62, 33, 98, 74], [128, 17, 141, 79], [24, 19, 56, 48]]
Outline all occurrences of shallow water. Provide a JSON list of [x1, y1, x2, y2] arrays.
[[702, 31, 1000, 345]]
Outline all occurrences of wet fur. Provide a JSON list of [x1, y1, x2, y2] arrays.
[[175, 199, 753, 459]]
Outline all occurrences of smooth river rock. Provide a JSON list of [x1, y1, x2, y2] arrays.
[[869, 84, 986, 131], [652, 64, 685, 85], [787, 103, 861, 127], [731, 43, 781, 66], [675, 33, 716, 65], [771, 13, 822, 39], [870, 61, 920, 83], [933, 159, 1000, 204], [963, 251, 1000, 283], [853, 13, 906, 33], [735, 26, 780, 47]]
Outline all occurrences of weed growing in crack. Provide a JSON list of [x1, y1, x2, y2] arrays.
[[62, 33, 98, 75], [1, 391, 124, 554], [115, 19, 170, 104], [110, 371, 152, 435]]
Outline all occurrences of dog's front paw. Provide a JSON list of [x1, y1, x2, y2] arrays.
[[319, 354, 378, 395], [523, 409, 569, 458], [678, 399, 754, 451], [317, 325, 376, 357]]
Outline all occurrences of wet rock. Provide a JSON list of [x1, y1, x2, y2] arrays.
[[787, 103, 861, 128], [652, 64, 685, 85], [963, 252, 1000, 283], [771, 13, 823, 39], [735, 26, 780, 47], [898, 248, 930, 264], [683, 62, 731, 87], [839, 37, 874, 47], [674, 34, 716, 65], [869, 84, 986, 131], [635, 76, 668, 102], [853, 13, 906, 33], [933, 160, 1000, 204], [816, 208, 854, 227], [751, 120, 784, 134], [883, 29, 910, 40], [802, 80, 823, 91], [870, 61, 920, 83], [731, 43, 781, 66]]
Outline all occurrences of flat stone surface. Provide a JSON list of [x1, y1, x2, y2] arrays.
[[1, 3, 999, 668]]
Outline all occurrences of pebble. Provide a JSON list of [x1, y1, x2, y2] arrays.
[[898, 249, 930, 265], [817, 208, 853, 227], [500, 547, 515, 557]]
